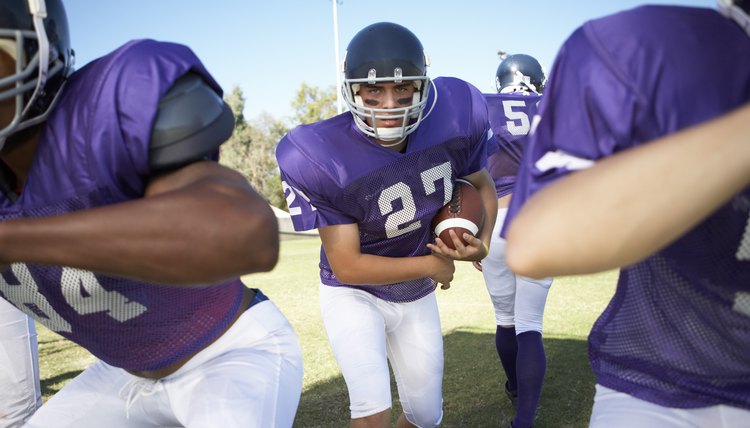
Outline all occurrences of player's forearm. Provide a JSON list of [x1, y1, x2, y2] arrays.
[[506, 103, 750, 278], [331, 253, 443, 286], [463, 169, 498, 246], [0, 179, 278, 285]]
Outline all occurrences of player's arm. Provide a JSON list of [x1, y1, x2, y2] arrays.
[[319, 223, 455, 287], [0, 75, 279, 286], [506, 102, 750, 278]]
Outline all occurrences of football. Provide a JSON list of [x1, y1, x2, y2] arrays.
[[431, 179, 485, 250]]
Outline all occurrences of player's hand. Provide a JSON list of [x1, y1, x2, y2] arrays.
[[472, 260, 483, 272], [428, 253, 455, 290], [427, 230, 488, 262]]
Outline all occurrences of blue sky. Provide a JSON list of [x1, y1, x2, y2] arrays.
[[65, 0, 715, 119]]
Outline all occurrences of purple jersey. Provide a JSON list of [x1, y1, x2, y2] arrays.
[[484, 92, 542, 198], [506, 6, 750, 409], [0, 40, 245, 372], [277, 77, 490, 302]]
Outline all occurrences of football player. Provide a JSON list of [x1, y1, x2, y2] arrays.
[[0, 1, 303, 427], [276, 22, 497, 428], [0, 300, 40, 427], [504, 3, 750, 428], [477, 53, 552, 428]]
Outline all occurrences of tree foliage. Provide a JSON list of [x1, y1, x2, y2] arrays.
[[291, 83, 338, 125], [220, 85, 287, 208], [220, 83, 340, 210]]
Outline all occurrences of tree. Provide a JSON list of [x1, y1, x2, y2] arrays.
[[291, 83, 338, 125], [220, 85, 287, 208], [220, 83, 340, 210]]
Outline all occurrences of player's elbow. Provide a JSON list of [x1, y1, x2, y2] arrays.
[[329, 264, 356, 284], [240, 207, 280, 272], [505, 227, 550, 279]]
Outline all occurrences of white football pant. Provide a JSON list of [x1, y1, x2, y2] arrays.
[[319, 284, 443, 427], [482, 208, 552, 332], [0, 297, 41, 428], [589, 384, 750, 428], [24, 298, 303, 428]]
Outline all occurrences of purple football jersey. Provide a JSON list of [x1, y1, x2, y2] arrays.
[[277, 77, 490, 302], [484, 92, 542, 198], [0, 40, 245, 372], [506, 6, 750, 409]]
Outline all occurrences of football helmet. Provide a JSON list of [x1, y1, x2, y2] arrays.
[[0, 0, 75, 149], [342, 22, 432, 141], [718, 0, 750, 35], [495, 54, 546, 94]]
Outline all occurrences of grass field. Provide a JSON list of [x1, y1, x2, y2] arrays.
[[37, 236, 618, 428]]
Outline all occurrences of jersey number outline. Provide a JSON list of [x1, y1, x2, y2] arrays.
[[0, 264, 147, 333], [380, 162, 453, 238], [734, 212, 750, 317], [502, 100, 531, 136]]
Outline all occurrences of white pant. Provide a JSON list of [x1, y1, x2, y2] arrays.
[[482, 208, 552, 333], [319, 284, 443, 427], [0, 298, 40, 428], [589, 384, 750, 428], [25, 298, 303, 428]]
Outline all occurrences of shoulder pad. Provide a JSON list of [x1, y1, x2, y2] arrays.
[[149, 73, 234, 172]]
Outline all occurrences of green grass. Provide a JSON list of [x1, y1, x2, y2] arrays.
[[37, 236, 617, 427]]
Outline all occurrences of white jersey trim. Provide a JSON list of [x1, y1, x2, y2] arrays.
[[534, 150, 595, 173]]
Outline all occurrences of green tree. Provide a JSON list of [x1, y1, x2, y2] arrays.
[[291, 83, 338, 125], [220, 85, 287, 208], [220, 83, 340, 211]]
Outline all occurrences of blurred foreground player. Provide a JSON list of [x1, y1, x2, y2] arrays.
[[0, 1, 302, 427], [505, 3, 750, 427]]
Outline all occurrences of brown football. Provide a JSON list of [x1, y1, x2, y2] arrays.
[[431, 179, 485, 250]]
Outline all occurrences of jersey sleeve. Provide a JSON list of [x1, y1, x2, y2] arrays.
[[276, 132, 356, 231], [459, 83, 491, 178], [503, 26, 645, 235]]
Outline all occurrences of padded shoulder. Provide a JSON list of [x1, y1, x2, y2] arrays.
[[149, 73, 235, 172]]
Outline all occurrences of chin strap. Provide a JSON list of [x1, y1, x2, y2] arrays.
[[378, 137, 406, 148], [22, 0, 50, 118], [718, 0, 750, 36]]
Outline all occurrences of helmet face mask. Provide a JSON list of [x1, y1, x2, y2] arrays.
[[342, 22, 431, 142], [718, 0, 750, 36], [495, 54, 546, 95], [0, 0, 74, 150]]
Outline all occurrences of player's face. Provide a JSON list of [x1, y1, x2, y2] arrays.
[[357, 82, 415, 128], [0, 48, 15, 131]]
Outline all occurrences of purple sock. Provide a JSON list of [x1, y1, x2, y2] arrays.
[[495, 325, 518, 390], [513, 331, 546, 428]]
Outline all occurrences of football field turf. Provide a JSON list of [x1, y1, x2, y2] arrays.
[[38, 236, 617, 427]]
